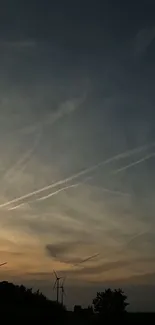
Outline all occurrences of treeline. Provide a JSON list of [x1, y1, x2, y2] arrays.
[[0, 281, 66, 322], [0, 282, 129, 323], [0, 281, 154, 324]]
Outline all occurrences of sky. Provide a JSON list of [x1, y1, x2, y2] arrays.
[[0, 0, 155, 311]]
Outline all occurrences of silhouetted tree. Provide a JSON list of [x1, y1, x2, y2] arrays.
[[93, 288, 129, 315], [0, 281, 66, 322]]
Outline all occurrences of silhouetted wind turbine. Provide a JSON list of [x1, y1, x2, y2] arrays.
[[53, 270, 63, 303], [60, 277, 66, 305]]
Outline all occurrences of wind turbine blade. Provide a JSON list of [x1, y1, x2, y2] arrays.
[[0, 262, 7, 267], [53, 270, 58, 279]]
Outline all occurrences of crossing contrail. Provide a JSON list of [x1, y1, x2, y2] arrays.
[[113, 152, 155, 174], [8, 203, 27, 211], [37, 183, 130, 203], [36, 176, 93, 202], [36, 183, 79, 202], [7, 177, 92, 210], [0, 142, 154, 209], [7, 176, 130, 210]]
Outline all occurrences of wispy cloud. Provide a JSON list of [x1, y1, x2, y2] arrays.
[[2, 96, 84, 184]]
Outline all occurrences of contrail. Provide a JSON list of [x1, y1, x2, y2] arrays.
[[73, 253, 99, 267], [99, 188, 130, 196], [7, 177, 92, 210], [126, 230, 149, 246], [7, 181, 129, 210], [113, 152, 155, 174], [4, 129, 42, 180], [8, 203, 26, 211], [0, 262, 7, 267], [90, 184, 130, 197], [36, 176, 93, 202], [0, 142, 154, 209], [8, 183, 80, 211], [37, 181, 130, 203], [36, 183, 79, 202]]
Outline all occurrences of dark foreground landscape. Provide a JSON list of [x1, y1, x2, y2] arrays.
[[0, 281, 155, 324]]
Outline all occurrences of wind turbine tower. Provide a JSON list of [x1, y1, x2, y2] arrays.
[[60, 277, 66, 305], [53, 270, 63, 303]]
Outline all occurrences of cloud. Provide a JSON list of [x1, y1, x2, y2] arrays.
[[27, 258, 143, 279], [67, 260, 131, 276], [116, 271, 155, 286], [20, 255, 155, 286], [46, 242, 79, 258], [61, 257, 155, 280], [45, 242, 99, 266]]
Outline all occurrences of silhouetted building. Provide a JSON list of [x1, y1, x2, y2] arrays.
[[74, 305, 82, 313]]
